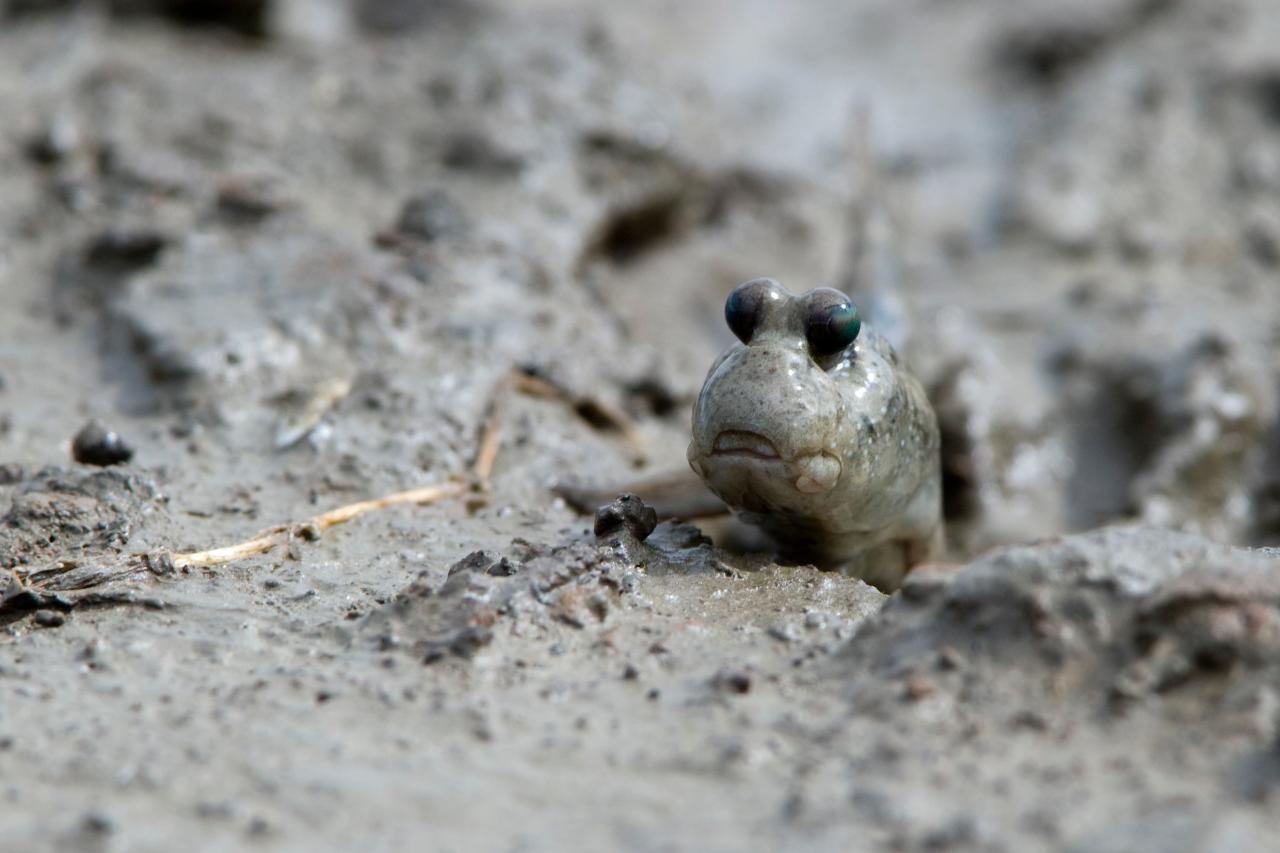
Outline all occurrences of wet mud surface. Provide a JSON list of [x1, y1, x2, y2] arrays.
[[2, 1, 1280, 850]]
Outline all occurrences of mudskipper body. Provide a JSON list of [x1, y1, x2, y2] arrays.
[[687, 277, 942, 590]]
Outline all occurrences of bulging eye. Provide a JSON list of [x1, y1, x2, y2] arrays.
[[724, 278, 780, 344], [803, 288, 861, 357]]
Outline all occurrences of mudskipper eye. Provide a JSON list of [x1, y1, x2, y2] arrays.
[[724, 278, 780, 344], [803, 288, 862, 357]]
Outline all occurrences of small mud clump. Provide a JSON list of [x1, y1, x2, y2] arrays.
[[593, 493, 658, 540], [845, 526, 1280, 711], [0, 467, 161, 569]]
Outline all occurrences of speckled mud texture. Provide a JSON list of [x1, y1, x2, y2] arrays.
[[2, 1, 1279, 851]]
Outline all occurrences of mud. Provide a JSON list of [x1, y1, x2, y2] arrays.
[[1, 1, 1279, 850]]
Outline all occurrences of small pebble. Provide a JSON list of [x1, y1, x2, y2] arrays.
[[395, 189, 468, 242], [33, 610, 65, 628], [441, 131, 523, 176], [72, 420, 134, 467], [80, 811, 114, 835], [713, 669, 752, 694], [84, 228, 169, 271]]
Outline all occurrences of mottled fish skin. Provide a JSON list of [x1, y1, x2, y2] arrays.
[[687, 281, 941, 591]]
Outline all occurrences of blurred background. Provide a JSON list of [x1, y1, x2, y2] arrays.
[[1, 0, 1278, 558]]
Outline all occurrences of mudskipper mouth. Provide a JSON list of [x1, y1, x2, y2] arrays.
[[712, 430, 780, 459], [707, 430, 842, 494]]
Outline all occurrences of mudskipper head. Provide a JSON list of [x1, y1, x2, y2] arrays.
[[687, 278, 864, 521]]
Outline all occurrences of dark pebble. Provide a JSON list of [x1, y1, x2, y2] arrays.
[[81, 811, 114, 835], [441, 131, 524, 177], [713, 669, 752, 694], [33, 610, 66, 628], [594, 493, 658, 541], [396, 189, 469, 242], [72, 420, 134, 467], [84, 228, 169, 272]]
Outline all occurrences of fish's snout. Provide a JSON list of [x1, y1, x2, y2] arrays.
[[690, 340, 845, 498]]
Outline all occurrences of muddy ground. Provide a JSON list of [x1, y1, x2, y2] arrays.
[[2, 1, 1280, 850]]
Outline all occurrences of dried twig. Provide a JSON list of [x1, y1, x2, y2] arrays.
[[170, 368, 520, 570], [170, 480, 469, 569], [470, 371, 513, 485], [20, 364, 639, 583]]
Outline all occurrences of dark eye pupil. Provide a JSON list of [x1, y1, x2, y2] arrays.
[[725, 288, 761, 344], [806, 301, 861, 356]]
